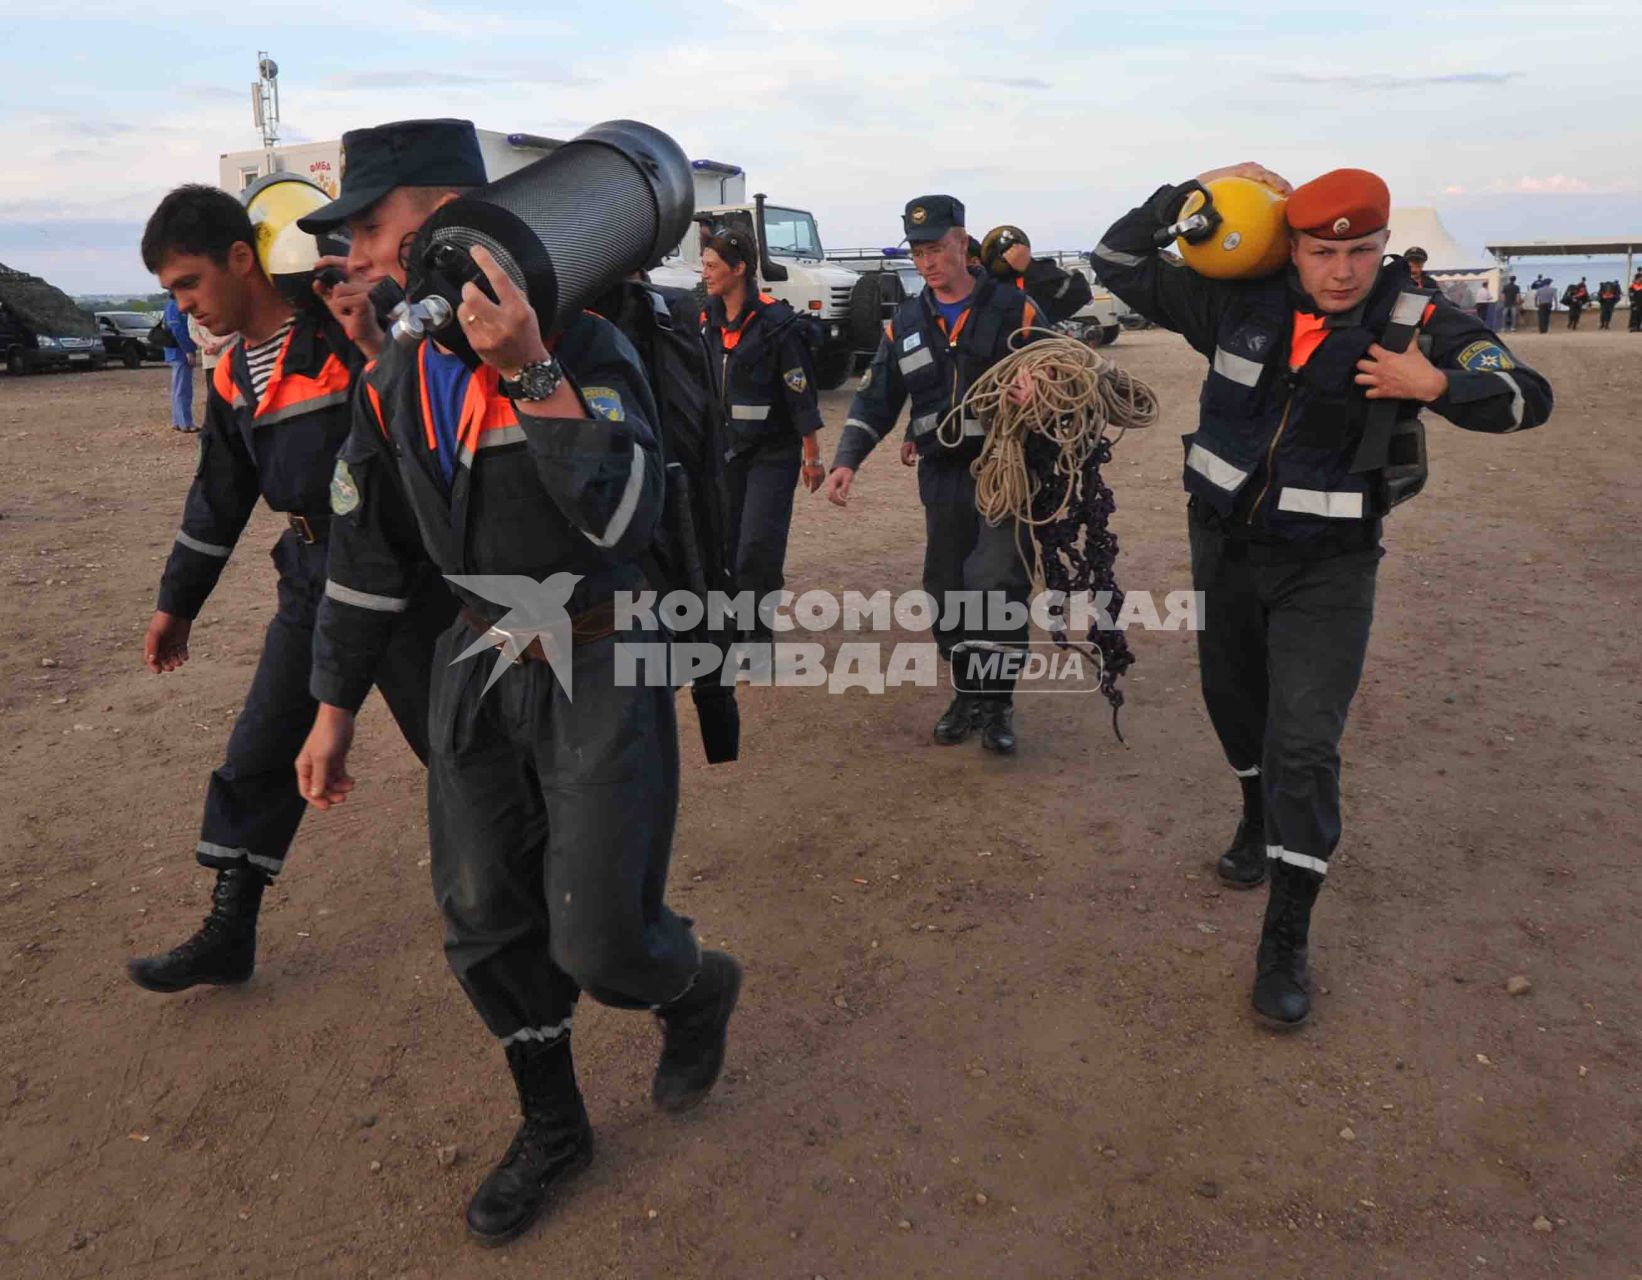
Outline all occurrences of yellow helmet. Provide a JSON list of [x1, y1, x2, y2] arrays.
[[241, 173, 347, 301], [1174, 177, 1290, 280]]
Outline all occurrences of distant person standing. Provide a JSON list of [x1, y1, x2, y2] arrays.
[[1562, 278, 1588, 330], [1473, 280, 1493, 324], [1629, 270, 1642, 332], [1534, 277, 1557, 333], [163, 295, 198, 432], [1500, 275, 1520, 332], [1597, 280, 1620, 329]]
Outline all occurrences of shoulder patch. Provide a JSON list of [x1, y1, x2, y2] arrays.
[[1456, 340, 1515, 373], [783, 367, 809, 394], [580, 385, 626, 422], [858, 367, 873, 392], [329, 458, 360, 516]]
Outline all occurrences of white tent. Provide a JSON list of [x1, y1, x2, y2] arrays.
[[1387, 207, 1499, 308]]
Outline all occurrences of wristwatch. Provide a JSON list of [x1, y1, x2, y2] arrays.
[[498, 356, 564, 402]]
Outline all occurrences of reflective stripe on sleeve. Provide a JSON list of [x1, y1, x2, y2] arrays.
[[1093, 242, 1145, 268], [731, 404, 772, 421], [324, 579, 410, 613], [1186, 442, 1251, 492], [1492, 371, 1526, 431], [175, 530, 233, 559], [1212, 346, 1264, 388], [844, 417, 883, 442], [1233, 764, 1261, 778], [1277, 487, 1364, 520], [582, 440, 646, 550]]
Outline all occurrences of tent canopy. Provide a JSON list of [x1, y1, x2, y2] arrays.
[[0, 262, 99, 338], [1486, 237, 1642, 258], [1386, 207, 1489, 273]]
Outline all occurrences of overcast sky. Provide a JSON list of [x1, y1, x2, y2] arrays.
[[1, 0, 1636, 294]]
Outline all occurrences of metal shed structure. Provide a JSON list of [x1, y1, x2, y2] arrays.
[[1485, 237, 1642, 283]]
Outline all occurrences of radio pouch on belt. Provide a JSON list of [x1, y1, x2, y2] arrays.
[[1351, 286, 1436, 513]]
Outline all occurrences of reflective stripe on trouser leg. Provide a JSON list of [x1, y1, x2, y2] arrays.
[[1259, 543, 1379, 879], [427, 623, 698, 1042], [197, 583, 323, 875]]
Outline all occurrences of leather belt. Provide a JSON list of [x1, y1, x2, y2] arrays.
[[459, 600, 619, 664]]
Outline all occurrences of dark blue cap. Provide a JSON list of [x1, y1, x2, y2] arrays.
[[903, 194, 964, 243], [296, 119, 487, 232]]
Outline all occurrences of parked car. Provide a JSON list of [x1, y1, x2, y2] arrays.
[[96, 311, 166, 368], [0, 264, 107, 374]]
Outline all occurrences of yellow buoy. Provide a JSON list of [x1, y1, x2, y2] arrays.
[[1175, 177, 1290, 280]]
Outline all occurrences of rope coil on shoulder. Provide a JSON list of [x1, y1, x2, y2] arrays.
[[936, 330, 1159, 736]]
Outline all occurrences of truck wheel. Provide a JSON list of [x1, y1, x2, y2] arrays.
[[846, 271, 904, 353], [814, 348, 852, 391], [6, 348, 25, 376], [121, 343, 143, 369]]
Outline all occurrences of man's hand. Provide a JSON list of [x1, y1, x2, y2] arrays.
[[1196, 162, 1294, 197], [144, 611, 191, 673], [823, 465, 856, 507], [800, 459, 826, 494], [457, 245, 550, 378], [899, 441, 917, 467], [312, 256, 386, 359], [296, 705, 357, 812], [1356, 343, 1448, 402]]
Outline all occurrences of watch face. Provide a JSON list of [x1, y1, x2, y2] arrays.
[[518, 360, 560, 399]]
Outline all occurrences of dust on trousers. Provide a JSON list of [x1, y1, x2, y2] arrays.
[[920, 458, 1033, 700], [196, 532, 452, 875], [1188, 507, 1379, 884], [427, 621, 699, 1043]]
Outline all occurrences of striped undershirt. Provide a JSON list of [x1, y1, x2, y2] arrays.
[[243, 318, 294, 405]]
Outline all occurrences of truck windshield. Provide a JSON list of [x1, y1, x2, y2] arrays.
[[762, 207, 822, 259]]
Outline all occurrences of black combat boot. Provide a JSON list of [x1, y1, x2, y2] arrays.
[[466, 1037, 594, 1247], [1216, 773, 1267, 889], [652, 950, 743, 1114], [127, 865, 267, 992], [1251, 863, 1323, 1029], [933, 692, 980, 745], [977, 699, 1017, 755]]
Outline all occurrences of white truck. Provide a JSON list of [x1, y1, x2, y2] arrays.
[[218, 130, 565, 199]]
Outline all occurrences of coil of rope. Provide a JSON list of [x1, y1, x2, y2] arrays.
[[934, 330, 1159, 736]]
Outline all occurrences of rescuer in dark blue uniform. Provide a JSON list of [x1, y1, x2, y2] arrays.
[[126, 183, 452, 995], [292, 121, 742, 1249], [699, 228, 824, 637], [823, 196, 1044, 754], [1094, 164, 1552, 1028]]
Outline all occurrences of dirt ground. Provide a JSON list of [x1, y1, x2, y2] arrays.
[[1, 325, 1639, 1280]]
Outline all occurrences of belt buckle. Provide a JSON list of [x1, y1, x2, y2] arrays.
[[288, 514, 316, 545]]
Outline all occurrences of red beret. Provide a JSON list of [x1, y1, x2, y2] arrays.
[[1285, 168, 1391, 240]]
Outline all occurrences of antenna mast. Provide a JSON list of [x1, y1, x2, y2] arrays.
[[251, 52, 280, 159]]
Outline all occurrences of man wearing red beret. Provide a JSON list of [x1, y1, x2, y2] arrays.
[[1092, 164, 1552, 1028]]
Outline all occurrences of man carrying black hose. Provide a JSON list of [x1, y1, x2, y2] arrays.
[[293, 119, 741, 1247], [1093, 164, 1551, 1028], [823, 195, 1044, 755]]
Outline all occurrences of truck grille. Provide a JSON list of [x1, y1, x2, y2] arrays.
[[828, 284, 855, 316]]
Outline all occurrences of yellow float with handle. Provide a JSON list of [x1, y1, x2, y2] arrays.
[[1155, 176, 1291, 280]]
